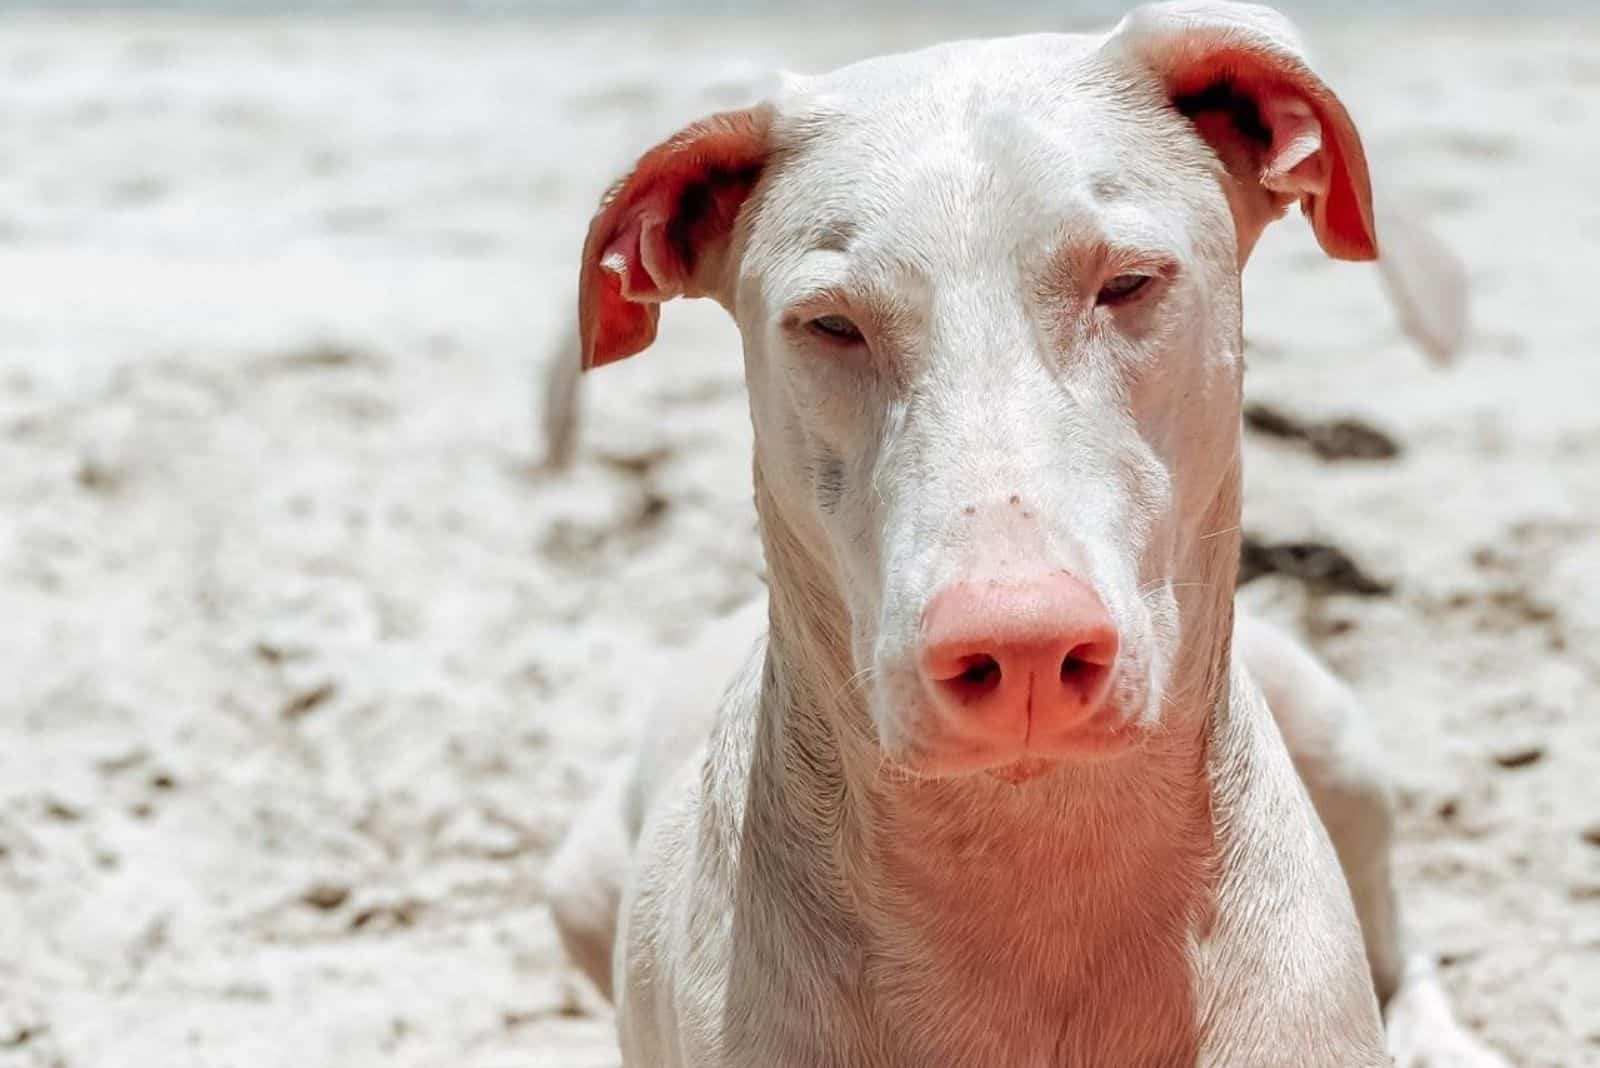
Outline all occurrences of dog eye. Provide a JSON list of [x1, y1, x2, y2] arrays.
[[1096, 274, 1152, 306], [808, 314, 864, 343]]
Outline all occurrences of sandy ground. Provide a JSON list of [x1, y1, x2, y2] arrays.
[[1, 11, 1597, 1068]]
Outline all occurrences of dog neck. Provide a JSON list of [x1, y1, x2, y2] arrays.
[[745, 457, 1246, 1060]]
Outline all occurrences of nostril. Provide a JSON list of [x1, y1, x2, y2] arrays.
[[937, 654, 1003, 702], [1059, 638, 1116, 705], [960, 656, 1000, 686], [920, 574, 1120, 723], [1060, 653, 1092, 682]]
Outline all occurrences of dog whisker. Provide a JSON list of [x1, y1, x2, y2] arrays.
[[1139, 578, 1214, 602], [828, 664, 879, 710], [1198, 525, 1242, 541]]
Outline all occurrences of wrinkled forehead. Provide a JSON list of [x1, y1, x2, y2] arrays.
[[755, 33, 1218, 273]]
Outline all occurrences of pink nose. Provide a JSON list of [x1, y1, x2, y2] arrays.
[[919, 572, 1119, 738]]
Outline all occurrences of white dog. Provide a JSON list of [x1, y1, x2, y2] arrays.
[[548, 4, 1506, 1065]]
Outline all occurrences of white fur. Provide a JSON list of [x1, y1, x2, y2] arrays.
[[548, 4, 1507, 1065]]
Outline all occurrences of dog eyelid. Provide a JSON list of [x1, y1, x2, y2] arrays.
[[1093, 252, 1180, 307], [1096, 274, 1152, 304], [807, 313, 865, 343]]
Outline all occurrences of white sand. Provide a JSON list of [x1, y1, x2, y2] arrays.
[[0, 12, 1596, 1068]]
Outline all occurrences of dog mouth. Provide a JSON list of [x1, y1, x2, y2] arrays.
[[987, 757, 1058, 785], [879, 692, 1149, 781]]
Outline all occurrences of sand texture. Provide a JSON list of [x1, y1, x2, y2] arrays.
[[1, 12, 1596, 1068]]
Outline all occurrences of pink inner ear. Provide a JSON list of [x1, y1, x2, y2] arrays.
[[600, 199, 679, 304], [579, 198, 684, 369], [1240, 69, 1375, 262], [580, 205, 680, 368], [584, 253, 660, 370], [1151, 30, 1378, 262], [1259, 96, 1327, 196], [576, 106, 772, 371]]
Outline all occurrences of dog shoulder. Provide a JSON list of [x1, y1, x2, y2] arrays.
[[1193, 659, 1388, 1065], [616, 639, 767, 1066]]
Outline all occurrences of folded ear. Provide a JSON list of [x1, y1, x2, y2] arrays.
[[578, 106, 773, 370], [1107, 1, 1376, 263], [1373, 200, 1470, 364]]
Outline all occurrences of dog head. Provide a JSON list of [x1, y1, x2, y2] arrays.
[[578, 2, 1378, 778]]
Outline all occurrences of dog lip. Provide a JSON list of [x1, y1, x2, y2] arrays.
[[1026, 714, 1144, 761], [986, 757, 1057, 785], [887, 699, 1143, 778]]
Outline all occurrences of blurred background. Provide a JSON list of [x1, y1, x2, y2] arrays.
[[1, 2, 1596, 1067]]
